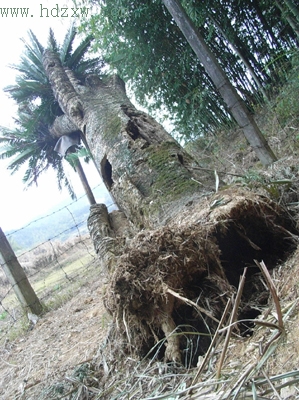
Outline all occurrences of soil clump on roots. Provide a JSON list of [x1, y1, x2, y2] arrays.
[[104, 188, 297, 367]]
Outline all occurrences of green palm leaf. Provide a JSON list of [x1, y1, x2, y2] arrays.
[[1, 25, 104, 200], [60, 24, 76, 62]]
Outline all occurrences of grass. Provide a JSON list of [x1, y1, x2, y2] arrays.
[[32, 253, 94, 295], [0, 250, 98, 344], [56, 263, 298, 400], [1, 250, 95, 309], [0, 311, 8, 321]]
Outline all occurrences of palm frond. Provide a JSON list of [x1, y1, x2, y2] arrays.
[[19, 39, 44, 78], [28, 30, 44, 56], [0, 143, 23, 160], [6, 146, 36, 172], [48, 28, 59, 53], [66, 35, 93, 70], [60, 23, 76, 63]]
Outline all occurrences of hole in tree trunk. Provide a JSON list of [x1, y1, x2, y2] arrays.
[[126, 120, 141, 140], [101, 156, 114, 190], [177, 154, 184, 165]]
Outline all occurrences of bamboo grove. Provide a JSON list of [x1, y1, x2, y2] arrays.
[[79, 0, 299, 139]]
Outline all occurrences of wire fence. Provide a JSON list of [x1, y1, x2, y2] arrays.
[[0, 183, 116, 343]]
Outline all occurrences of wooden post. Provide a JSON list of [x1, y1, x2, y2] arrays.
[[0, 227, 43, 315], [74, 157, 97, 205]]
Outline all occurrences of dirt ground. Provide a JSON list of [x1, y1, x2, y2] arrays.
[[0, 276, 110, 399]]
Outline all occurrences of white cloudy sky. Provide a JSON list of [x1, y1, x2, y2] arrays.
[[0, 0, 104, 232]]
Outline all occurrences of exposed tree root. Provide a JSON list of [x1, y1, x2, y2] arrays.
[[102, 188, 297, 365]]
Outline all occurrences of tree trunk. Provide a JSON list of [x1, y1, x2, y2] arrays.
[[50, 114, 78, 138], [162, 0, 277, 166], [81, 75, 217, 228], [42, 52, 217, 229], [43, 50, 85, 132]]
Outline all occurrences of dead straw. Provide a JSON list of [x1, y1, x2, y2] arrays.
[[216, 268, 247, 380], [165, 286, 220, 324], [192, 297, 232, 385], [254, 260, 284, 329]]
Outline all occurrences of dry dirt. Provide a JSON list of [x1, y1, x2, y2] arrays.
[[0, 277, 110, 399]]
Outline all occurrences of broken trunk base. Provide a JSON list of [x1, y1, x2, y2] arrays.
[[100, 189, 297, 366]]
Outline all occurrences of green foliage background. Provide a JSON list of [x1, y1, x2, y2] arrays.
[[79, 0, 298, 140]]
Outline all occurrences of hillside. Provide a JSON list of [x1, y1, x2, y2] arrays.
[[1, 62, 299, 399], [6, 186, 115, 252]]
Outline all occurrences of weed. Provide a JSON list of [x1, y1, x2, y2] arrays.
[[53, 284, 61, 291], [4, 315, 30, 343], [0, 311, 8, 320], [74, 363, 91, 382]]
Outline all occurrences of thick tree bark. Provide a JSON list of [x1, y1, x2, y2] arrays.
[[81, 74, 217, 228], [42, 49, 217, 228], [43, 51, 101, 206], [162, 0, 277, 166], [43, 50, 85, 132], [50, 114, 78, 138]]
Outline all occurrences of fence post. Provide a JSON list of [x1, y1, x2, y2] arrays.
[[0, 227, 43, 315]]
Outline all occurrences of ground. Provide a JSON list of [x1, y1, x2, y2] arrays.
[[0, 274, 110, 399]]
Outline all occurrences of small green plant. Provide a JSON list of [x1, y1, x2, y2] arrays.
[[74, 363, 91, 382], [235, 170, 293, 200], [235, 169, 265, 187], [5, 316, 30, 343], [0, 311, 8, 320], [53, 284, 61, 291]]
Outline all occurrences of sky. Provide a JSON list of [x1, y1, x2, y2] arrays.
[[0, 0, 108, 232]]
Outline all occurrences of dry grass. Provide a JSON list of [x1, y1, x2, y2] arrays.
[[0, 234, 97, 346]]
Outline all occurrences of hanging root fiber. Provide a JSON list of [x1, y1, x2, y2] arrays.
[[103, 188, 298, 366]]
